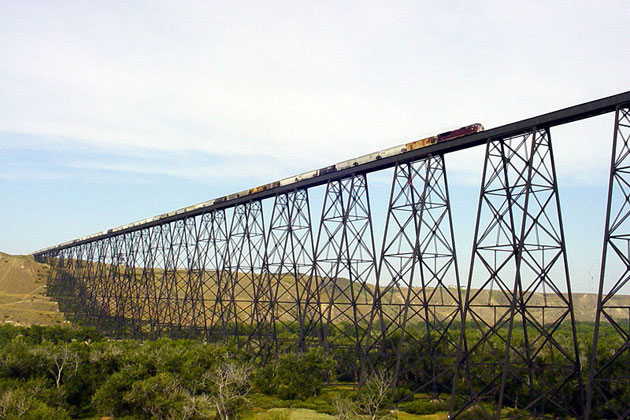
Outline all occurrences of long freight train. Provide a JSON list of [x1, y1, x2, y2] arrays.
[[224, 123, 484, 199], [33, 123, 484, 252]]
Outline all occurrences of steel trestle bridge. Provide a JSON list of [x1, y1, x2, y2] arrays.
[[33, 91, 630, 419]]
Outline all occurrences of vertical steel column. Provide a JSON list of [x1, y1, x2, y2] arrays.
[[176, 216, 205, 337], [313, 173, 378, 381], [160, 221, 183, 335], [93, 237, 112, 334], [164, 220, 185, 335], [82, 241, 98, 327], [109, 234, 128, 337], [90, 239, 110, 329], [136, 227, 150, 336], [58, 246, 75, 320], [142, 225, 163, 337], [366, 154, 462, 397], [191, 212, 217, 340], [46, 249, 64, 312], [222, 201, 266, 347], [70, 244, 89, 323], [46, 249, 64, 302], [126, 230, 145, 337], [119, 231, 139, 336], [149, 224, 168, 336], [205, 209, 229, 341], [587, 106, 630, 420], [264, 189, 316, 357], [244, 201, 268, 351], [451, 129, 582, 419]]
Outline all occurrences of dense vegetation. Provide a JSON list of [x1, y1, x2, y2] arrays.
[[0, 324, 344, 419], [0, 322, 626, 419]]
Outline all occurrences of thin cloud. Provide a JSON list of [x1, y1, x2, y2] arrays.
[[1, 2, 627, 190]]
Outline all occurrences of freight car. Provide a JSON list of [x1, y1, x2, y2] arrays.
[[196, 123, 484, 210], [33, 123, 483, 252]]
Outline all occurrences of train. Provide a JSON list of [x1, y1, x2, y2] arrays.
[[130, 123, 485, 230], [222, 122, 485, 201], [33, 123, 484, 252]]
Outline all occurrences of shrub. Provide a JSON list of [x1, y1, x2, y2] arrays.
[[397, 398, 448, 415], [0, 388, 71, 420], [455, 404, 487, 420], [253, 348, 335, 400], [291, 398, 335, 415], [122, 372, 190, 419], [250, 393, 290, 409], [92, 369, 139, 417]]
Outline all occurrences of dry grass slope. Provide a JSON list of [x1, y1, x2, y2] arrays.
[[3, 250, 628, 326], [0, 252, 65, 326]]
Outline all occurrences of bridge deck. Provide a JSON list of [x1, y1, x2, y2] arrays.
[[33, 90, 630, 255]]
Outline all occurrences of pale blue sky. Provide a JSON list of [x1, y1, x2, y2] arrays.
[[1, 1, 628, 292]]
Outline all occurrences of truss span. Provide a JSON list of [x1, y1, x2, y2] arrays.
[[34, 91, 630, 419]]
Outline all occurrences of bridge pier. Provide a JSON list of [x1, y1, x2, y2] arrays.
[[451, 128, 583, 419], [219, 201, 267, 349], [31, 92, 630, 420], [587, 105, 630, 420], [365, 154, 462, 397], [199, 210, 229, 341], [313, 173, 378, 382], [263, 189, 317, 359]]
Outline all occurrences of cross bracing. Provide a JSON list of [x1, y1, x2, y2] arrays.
[[34, 91, 630, 419]]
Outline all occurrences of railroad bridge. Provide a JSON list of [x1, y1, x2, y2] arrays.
[[34, 91, 630, 419]]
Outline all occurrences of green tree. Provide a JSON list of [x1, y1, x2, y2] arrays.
[[123, 372, 197, 420], [0, 388, 70, 420]]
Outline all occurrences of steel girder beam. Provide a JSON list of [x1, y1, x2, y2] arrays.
[[365, 154, 463, 396], [451, 128, 583, 419], [587, 106, 630, 420]]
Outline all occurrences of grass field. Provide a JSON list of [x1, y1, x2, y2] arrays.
[[243, 404, 532, 420], [246, 407, 448, 419]]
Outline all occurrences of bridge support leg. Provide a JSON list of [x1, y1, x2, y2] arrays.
[[451, 128, 583, 419], [366, 154, 463, 397], [264, 189, 316, 359], [109, 234, 132, 337], [313, 173, 378, 382], [194, 211, 224, 341], [201, 210, 229, 341], [220, 201, 267, 349], [587, 105, 630, 420], [80, 242, 97, 327], [141, 225, 163, 338], [52, 247, 85, 325], [135, 229, 154, 339], [88, 241, 108, 331]]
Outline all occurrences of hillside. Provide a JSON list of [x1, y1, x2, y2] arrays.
[[3, 251, 628, 327], [0, 252, 65, 326]]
